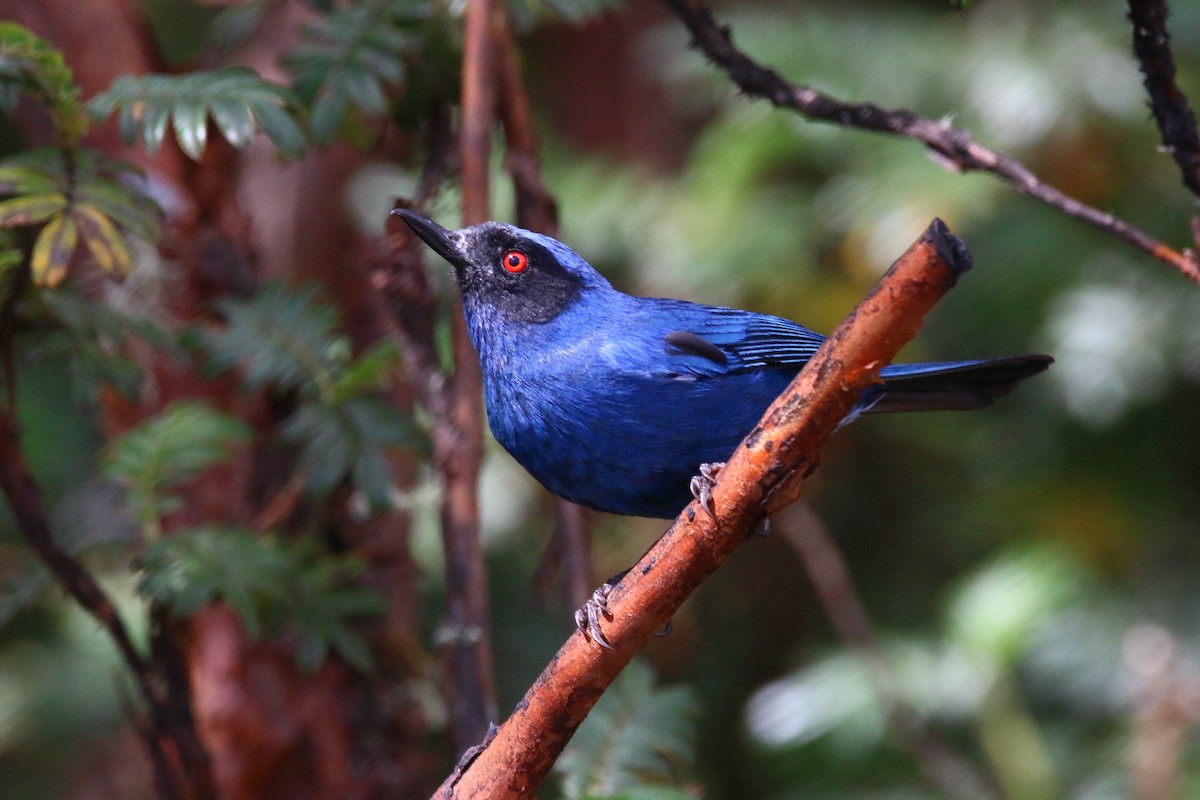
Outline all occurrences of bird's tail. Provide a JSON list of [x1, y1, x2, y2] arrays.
[[864, 354, 1054, 414]]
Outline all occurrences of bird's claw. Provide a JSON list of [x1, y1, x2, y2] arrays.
[[575, 583, 615, 649], [689, 461, 725, 519]]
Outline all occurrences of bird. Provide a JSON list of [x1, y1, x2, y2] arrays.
[[394, 210, 1052, 522]]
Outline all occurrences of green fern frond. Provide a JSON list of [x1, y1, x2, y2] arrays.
[[286, 0, 428, 142], [198, 283, 421, 509], [200, 283, 345, 398], [139, 526, 384, 671], [209, 1, 270, 54], [557, 660, 699, 799], [39, 288, 177, 400], [287, 551, 384, 672], [282, 394, 425, 509], [139, 525, 292, 636], [0, 23, 89, 148], [89, 67, 307, 160], [103, 401, 250, 529]]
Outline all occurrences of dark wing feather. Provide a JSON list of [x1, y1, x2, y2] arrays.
[[660, 304, 825, 377]]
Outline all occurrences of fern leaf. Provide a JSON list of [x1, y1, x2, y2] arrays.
[[282, 394, 424, 509], [201, 283, 344, 396], [0, 149, 161, 278], [172, 94, 209, 160], [209, 97, 257, 148], [73, 175, 161, 242], [285, 2, 422, 143], [557, 660, 699, 799], [104, 401, 250, 525], [288, 555, 384, 672], [89, 68, 307, 161], [247, 99, 306, 159], [0, 163, 61, 195], [210, 2, 269, 54], [0, 23, 89, 147], [333, 338, 401, 400], [139, 526, 293, 637], [139, 526, 383, 670], [40, 289, 176, 400]]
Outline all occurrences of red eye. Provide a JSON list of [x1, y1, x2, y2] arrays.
[[502, 250, 528, 273]]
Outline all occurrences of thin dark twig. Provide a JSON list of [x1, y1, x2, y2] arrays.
[[779, 504, 999, 800], [532, 500, 594, 610], [660, 0, 1200, 285], [1128, 0, 1200, 200], [0, 405, 193, 799]]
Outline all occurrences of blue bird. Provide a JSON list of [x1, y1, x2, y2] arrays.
[[395, 211, 1052, 521]]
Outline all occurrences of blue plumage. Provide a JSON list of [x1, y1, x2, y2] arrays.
[[395, 211, 1052, 519]]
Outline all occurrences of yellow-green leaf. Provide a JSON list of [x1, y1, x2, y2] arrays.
[[73, 203, 131, 274], [0, 192, 67, 227], [31, 212, 77, 286], [0, 164, 60, 195]]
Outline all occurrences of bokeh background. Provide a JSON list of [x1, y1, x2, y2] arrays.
[[3, 0, 1200, 797]]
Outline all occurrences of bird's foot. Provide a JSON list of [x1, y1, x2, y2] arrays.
[[689, 461, 726, 519], [574, 570, 674, 649], [575, 581, 617, 650]]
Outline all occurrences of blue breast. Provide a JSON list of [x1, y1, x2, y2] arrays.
[[467, 290, 799, 518]]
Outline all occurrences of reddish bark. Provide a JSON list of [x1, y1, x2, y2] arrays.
[[184, 606, 362, 800], [435, 0, 503, 757]]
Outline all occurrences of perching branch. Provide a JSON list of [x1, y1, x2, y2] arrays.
[[660, 0, 1200, 285], [435, 218, 975, 799], [1126, 0, 1200, 200]]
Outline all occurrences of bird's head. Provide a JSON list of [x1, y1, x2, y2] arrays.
[[392, 210, 611, 324]]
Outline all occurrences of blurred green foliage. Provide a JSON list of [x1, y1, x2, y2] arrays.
[[2, 0, 1200, 797], [139, 525, 384, 672]]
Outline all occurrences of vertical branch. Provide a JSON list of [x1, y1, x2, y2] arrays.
[[439, 0, 501, 755], [495, 11, 595, 608], [496, 14, 559, 236], [1127, 0, 1200, 200]]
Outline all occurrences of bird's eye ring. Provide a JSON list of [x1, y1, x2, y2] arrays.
[[502, 250, 528, 274]]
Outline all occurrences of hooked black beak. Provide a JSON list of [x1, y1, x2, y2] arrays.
[[391, 209, 463, 266]]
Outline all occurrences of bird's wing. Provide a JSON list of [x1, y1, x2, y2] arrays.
[[656, 304, 826, 378]]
